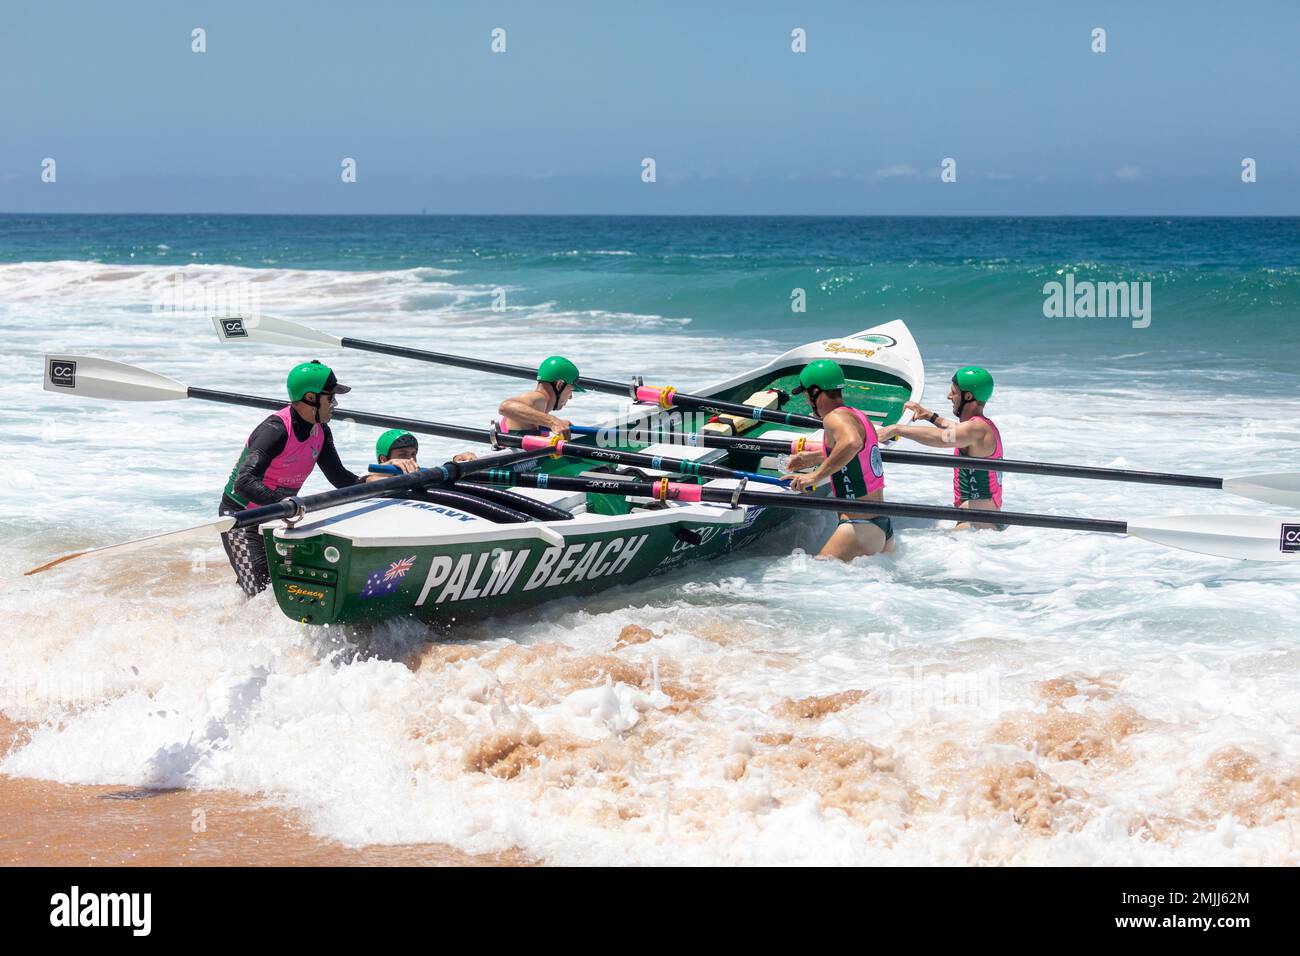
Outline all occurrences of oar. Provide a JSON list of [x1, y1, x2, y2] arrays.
[[51, 353, 1297, 509], [471, 470, 1300, 563], [885, 451, 1300, 508], [210, 313, 825, 429], [567, 426, 1300, 509], [210, 315, 1300, 506], [43, 353, 491, 443], [567, 423, 823, 457], [508, 434, 787, 486], [41, 354, 789, 487], [25, 447, 550, 575]]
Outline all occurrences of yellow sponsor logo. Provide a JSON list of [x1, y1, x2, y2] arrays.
[[823, 341, 877, 358], [286, 584, 326, 600]]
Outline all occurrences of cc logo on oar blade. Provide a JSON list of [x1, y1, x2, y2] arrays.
[[48, 360, 76, 388], [1281, 524, 1300, 553], [218, 318, 247, 338]]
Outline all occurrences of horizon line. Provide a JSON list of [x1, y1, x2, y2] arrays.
[[3, 211, 1298, 219]]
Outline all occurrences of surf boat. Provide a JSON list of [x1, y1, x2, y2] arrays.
[[265, 321, 924, 626]]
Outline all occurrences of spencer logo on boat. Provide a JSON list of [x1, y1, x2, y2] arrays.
[[1281, 524, 1300, 553], [49, 359, 77, 388], [416, 534, 648, 606], [217, 317, 248, 338], [823, 341, 877, 359]]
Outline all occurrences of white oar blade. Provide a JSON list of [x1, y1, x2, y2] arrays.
[[211, 314, 343, 349], [25, 517, 238, 576], [1221, 473, 1300, 510], [1128, 515, 1300, 562], [43, 354, 189, 402]]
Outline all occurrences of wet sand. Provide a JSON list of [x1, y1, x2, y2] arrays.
[[0, 719, 529, 866]]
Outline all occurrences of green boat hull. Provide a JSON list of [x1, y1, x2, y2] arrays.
[[266, 502, 791, 626]]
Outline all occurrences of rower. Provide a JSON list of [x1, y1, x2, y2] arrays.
[[369, 428, 476, 479], [219, 361, 376, 597], [368, 429, 422, 482], [877, 366, 1004, 530], [782, 359, 893, 560], [496, 355, 586, 472]]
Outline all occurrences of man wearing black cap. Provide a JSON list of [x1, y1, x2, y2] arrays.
[[218, 360, 367, 596]]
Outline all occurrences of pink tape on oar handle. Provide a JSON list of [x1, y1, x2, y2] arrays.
[[668, 482, 702, 502], [519, 434, 566, 457], [635, 384, 677, 408]]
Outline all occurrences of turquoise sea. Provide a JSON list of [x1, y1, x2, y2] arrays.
[[2, 214, 1299, 378]]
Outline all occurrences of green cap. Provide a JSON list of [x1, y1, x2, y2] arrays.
[[537, 355, 586, 392], [287, 360, 350, 402], [952, 366, 994, 403], [793, 359, 846, 394], [376, 429, 418, 459]]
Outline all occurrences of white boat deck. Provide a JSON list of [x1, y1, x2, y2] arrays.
[[270, 481, 760, 549]]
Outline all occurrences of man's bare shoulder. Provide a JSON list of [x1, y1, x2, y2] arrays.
[[962, 417, 995, 452], [824, 405, 866, 444], [507, 387, 548, 408]]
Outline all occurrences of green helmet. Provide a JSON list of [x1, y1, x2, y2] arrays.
[[952, 366, 994, 403], [537, 355, 586, 392], [376, 429, 417, 459], [287, 360, 350, 402], [793, 359, 846, 394]]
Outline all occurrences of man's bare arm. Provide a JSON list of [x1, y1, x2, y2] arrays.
[[903, 401, 955, 430], [880, 419, 989, 450], [499, 390, 571, 435], [797, 410, 861, 485]]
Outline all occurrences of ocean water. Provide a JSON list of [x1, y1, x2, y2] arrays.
[[2, 215, 1299, 864]]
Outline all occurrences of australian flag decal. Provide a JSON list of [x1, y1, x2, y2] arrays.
[[360, 555, 417, 599]]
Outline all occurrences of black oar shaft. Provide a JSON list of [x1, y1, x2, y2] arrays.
[[881, 449, 1223, 489], [474, 471, 1130, 536], [604, 424, 1228, 492], [642, 390, 822, 429], [230, 447, 547, 529], [186, 386, 491, 445], [545, 441, 753, 482], [601, 425, 795, 456], [187, 386, 767, 485], [342, 336, 628, 394], [338, 336, 823, 429], [187, 385, 1223, 497]]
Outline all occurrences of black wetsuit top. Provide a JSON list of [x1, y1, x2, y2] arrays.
[[220, 408, 360, 511]]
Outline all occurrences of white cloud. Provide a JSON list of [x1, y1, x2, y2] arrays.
[[1113, 165, 1142, 180]]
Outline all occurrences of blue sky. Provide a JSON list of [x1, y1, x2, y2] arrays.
[[2, 0, 1297, 214]]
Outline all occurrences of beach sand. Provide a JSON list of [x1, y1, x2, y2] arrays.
[[0, 718, 528, 866]]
